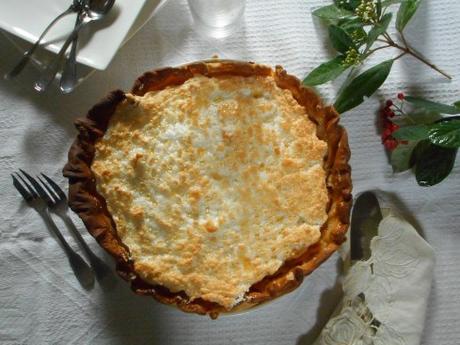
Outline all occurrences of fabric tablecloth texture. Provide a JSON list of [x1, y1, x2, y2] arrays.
[[0, 1, 459, 344]]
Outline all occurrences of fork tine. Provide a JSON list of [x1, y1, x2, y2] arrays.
[[19, 169, 54, 205], [41, 173, 67, 201], [15, 172, 38, 198], [11, 174, 33, 201], [37, 176, 60, 201]]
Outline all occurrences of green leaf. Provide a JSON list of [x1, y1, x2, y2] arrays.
[[396, 0, 421, 32], [391, 110, 442, 127], [391, 141, 418, 172], [405, 96, 460, 115], [303, 56, 348, 86], [313, 5, 354, 20], [338, 18, 367, 46], [329, 25, 355, 54], [428, 119, 460, 148], [338, 17, 365, 32], [334, 60, 394, 113], [454, 100, 460, 108], [382, 0, 404, 7], [376, 0, 383, 18], [392, 124, 429, 140], [366, 13, 392, 50], [410, 110, 443, 124], [413, 140, 458, 186], [334, 0, 361, 11]]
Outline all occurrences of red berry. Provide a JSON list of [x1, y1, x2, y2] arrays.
[[390, 142, 398, 150], [384, 139, 398, 151], [382, 128, 392, 139], [386, 100, 393, 107], [388, 122, 399, 132], [397, 93, 405, 100], [383, 107, 393, 117]]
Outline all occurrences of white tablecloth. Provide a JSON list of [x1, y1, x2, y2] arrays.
[[0, 1, 459, 344]]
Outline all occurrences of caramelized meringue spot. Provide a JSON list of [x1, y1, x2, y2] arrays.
[[131, 206, 144, 218], [130, 153, 143, 168], [101, 169, 112, 178], [204, 221, 218, 233], [189, 187, 202, 200]]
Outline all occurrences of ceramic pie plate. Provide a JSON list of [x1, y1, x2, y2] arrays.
[[63, 59, 352, 318]]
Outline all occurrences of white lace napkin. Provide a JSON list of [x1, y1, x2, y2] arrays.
[[314, 193, 435, 345]]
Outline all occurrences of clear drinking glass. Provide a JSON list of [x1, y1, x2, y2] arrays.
[[188, 0, 246, 38]]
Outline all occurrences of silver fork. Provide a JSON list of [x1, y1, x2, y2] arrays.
[[12, 170, 94, 289], [38, 173, 115, 287], [34, 0, 116, 93], [60, 0, 89, 94], [4, 0, 83, 80]]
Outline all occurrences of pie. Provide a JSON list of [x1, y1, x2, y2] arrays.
[[63, 59, 352, 318]]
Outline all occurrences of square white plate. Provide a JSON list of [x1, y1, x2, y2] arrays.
[[0, 0, 166, 70]]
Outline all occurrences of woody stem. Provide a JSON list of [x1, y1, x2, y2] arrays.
[[382, 37, 452, 80]]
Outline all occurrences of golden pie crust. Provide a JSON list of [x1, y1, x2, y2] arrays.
[[63, 60, 352, 318]]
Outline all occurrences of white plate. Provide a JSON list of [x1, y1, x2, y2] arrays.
[[0, 0, 167, 70]]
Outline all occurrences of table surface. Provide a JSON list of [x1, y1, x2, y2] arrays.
[[0, 1, 459, 344]]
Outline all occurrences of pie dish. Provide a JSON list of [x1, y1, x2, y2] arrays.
[[63, 59, 352, 318]]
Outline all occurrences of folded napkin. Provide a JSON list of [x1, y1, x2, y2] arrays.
[[314, 192, 435, 345]]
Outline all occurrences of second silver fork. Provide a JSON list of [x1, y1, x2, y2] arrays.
[[12, 170, 94, 289], [38, 173, 115, 287]]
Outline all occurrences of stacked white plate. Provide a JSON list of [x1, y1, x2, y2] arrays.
[[0, 0, 168, 71]]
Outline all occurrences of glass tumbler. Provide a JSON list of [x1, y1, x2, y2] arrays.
[[187, 0, 246, 38]]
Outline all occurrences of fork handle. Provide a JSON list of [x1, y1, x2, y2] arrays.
[[61, 215, 113, 279], [60, 12, 84, 94], [61, 215, 93, 255], [4, 6, 75, 80], [40, 211, 95, 289], [40, 211, 74, 253], [34, 17, 88, 92]]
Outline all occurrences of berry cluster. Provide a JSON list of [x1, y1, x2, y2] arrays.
[[343, 47, 361, 66], [350, 29, 367, 45], [356, 0, 377, 23], [381, 93, 406, 151]]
